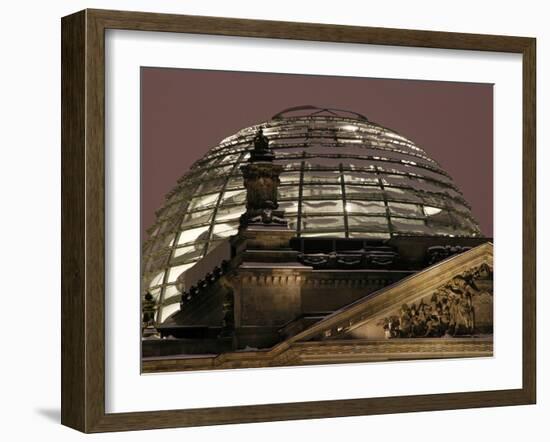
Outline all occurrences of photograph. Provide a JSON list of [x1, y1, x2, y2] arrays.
[[140, 68, 494, 372], [1, 0, 543, 438]]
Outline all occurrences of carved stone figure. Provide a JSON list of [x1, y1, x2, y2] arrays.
[[142, 292, 157, 328], [250, 127, 274, 162]]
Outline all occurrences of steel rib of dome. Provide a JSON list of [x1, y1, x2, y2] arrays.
[[142, 106, 481, 323]]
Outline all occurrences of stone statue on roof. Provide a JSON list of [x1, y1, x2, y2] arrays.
[[250, 128, 274, 162]]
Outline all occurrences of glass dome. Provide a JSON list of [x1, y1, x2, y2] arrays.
[[142, 106, 481, 323]]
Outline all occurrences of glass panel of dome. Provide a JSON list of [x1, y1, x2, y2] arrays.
[[220, 189, 246, 206], [305, 145, 335, 155], [301, 215, 345, 231], [389, 189, 429, 205], [147, 287, 161, 301], [336, 123, 360, 132], [378, 169, 410, 180], [417, 192, 447, 207], [383, 186, 409, 199], [277, 127, 307, 137], [278, 201, 299, 214], [378, 170, 409, 182], [449, 212, 479, 233], [144, 249, 171, 273], [425, 209, 454, 229], [338, 138, 362, 145], [279, 185, 300, 199], [410, 177, 454, 194], [271, 140, 300, 149], [212, 222, 239, 239], [215, 206, 245, 223], [366, 147, 434, 165], [286, 216, 298, 231], [177, 225, 210, 245], [349, 231, 391, 239], [196, 177, 225, 195], [148, 271, 165, 288], [277, 146, 307, 155], [167, 262, 195, 283], [155, 220, 170, 235], [347, 215, 388, 232], [391, 217, 431, 234], [159, 203, 178, 219], [450, 227, 476, 237], [162, 296, 181, 309], [412, 160, 451, 182], [301, 231, 346, 238], [204, 165, 234, 179], [162, 294, 181, 307], [423, 205, 443, 216], [163, 284, 179, 298], [345, 200, 386, 214], [280, 161, 302, 171], [198, 154, 225, 168], [444, 188, 466, 201], [181, 209, 213, 228], [340, 158, 389, 170], [279, 171, 301, 184], [158, 303, 180, 324], [345, 184, 383, 198], [188, 193, 219, 211], [150, 233, 176, 253], [302, 185, 341, 198], [446, 200, 474, 217], [382, 131, 408, 142], [173, 244, 204, 260], [343, 172, 378, 184], [302, 200, 344, 214], [304, 157, 342, 168], [219, 153, 241, 165], [225, 175, 245, 190], [388, 202, 424, 217], [142, 254, 154, 274], [302, 170, 341, 184], [305, 140, 331, 150], [331, 146, 371, 157]]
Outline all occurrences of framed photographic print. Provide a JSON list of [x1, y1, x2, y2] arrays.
[[61, 9, 536, 433]]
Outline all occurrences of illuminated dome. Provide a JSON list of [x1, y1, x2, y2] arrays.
[[142, 105, 481, 322]]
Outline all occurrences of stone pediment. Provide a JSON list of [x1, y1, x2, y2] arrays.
[[286, 242, 493, 344]]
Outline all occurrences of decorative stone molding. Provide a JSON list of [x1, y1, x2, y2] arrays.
[[426, 244, 472, 265], [298, 246, 398, 269]]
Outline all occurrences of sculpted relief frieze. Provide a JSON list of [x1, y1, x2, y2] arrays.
[[377, 263, 493, 338]]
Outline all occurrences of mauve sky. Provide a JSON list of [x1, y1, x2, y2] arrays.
[[141, 68, 493, 241]]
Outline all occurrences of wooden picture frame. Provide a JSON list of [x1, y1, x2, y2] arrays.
[[61, 8, 536, 433]]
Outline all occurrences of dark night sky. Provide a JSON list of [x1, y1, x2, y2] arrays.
[[141, 68, 493, 241]]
